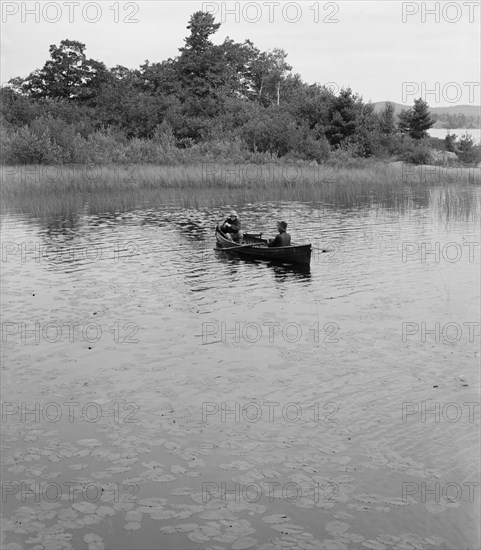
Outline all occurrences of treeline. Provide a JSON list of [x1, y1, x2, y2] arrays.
[[1, 12, 479, 166], [431, 112, 480, 129]]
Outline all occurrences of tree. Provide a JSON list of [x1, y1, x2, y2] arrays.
[[177, 11, 224, 99], [457, 133, 479, 164], [325, 88, 360, 147], [242, 105, 298, 155], [13, 40, 109, 102], [0, 86, 43, 126], [217, 38, 259, 100], [348, 102, 381, 157], [93, 66, 178, 138], [249, 49, 292, 106], [398, 109, 411, 134], [180, 11, 220, 53], [410, 98, 434, 139], [286, 83, 334, 135], [398, 98, 433, 139], [379, 102, 396, 135], [174, 12, 260, 141], [139, 60, 181, 96], [444, 132, 457, 152]]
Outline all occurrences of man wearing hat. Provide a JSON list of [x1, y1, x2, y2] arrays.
[[221, 210, 242, 242], [268, 221, 291, 247], [267, 222, 291, 246]]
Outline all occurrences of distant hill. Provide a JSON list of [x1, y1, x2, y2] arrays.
[[373, 102, 480, 129]]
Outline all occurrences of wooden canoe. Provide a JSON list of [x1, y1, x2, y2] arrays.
[[215, 226, 312, 265]]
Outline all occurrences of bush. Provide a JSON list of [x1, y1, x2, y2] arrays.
[[29, 116, 85, 163], [327, 147, 358, 167], [391, 135, 432, 165], [456, 133, 481, 165], [399, 144, 431, 165], [293, 134, 330, 163], [2, 125, 65, 164], [194, 136, 247, 162], [81, 130, 125, 164], [152, 121, 176, 150]]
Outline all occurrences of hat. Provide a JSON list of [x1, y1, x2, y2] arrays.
[[277, 221, 287, 231], [229, 210, 238, 218]]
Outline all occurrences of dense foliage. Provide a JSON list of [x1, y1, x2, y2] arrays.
[[1, 12, 478, 166]]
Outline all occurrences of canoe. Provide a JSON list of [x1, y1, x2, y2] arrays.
[[215, 226, 312, 265]]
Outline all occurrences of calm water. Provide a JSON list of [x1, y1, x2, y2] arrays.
[[1, 188, 480, 550]]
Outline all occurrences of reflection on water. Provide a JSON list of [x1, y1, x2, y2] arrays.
[[1, 186, 480, 550], [214, 252, 312, 281]]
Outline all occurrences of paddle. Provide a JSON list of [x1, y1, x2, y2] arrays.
[[216, 243, 264, 251]]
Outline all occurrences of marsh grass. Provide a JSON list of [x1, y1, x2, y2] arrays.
[[1, 162, 479, 218]]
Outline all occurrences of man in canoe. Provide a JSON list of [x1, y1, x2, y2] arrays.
[[268, 221, 291, 247], [220, 210, 243, 242]]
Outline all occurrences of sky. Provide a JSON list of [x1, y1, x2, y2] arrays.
[[1, 0, 480, 107]]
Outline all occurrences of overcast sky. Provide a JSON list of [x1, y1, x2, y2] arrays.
[[1, 1, 480, 107]]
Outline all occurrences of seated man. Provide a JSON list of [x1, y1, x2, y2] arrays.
[[268, 221, 291, 247], [221, 210, 242, 242]]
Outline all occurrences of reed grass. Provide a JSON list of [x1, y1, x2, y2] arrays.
[[1, 161, 479, 218]]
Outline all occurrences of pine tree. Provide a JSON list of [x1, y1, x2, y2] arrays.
[[398, 98, 433, 139], [409, 98, 434, 139], [379, 102, 396, 135]]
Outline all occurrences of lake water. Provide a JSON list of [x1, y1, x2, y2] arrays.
[[1, 187, 480, 550]]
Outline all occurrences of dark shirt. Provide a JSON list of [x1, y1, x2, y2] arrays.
[[221, 217, 241, 233], [268, 232, 291, 247]]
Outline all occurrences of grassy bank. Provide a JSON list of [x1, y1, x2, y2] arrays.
[[2, 161, 479, 191], [1, 161, 479, 217]]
